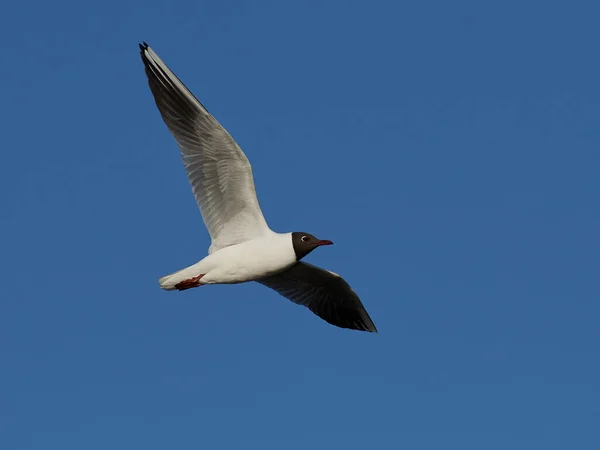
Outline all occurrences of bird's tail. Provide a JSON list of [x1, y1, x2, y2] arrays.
[[158, 273, 178, 290], [158, 263, 205, 291]]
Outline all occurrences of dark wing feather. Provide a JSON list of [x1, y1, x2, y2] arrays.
[[258, 262, 377, 332]]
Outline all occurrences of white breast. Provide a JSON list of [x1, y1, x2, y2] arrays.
[[199, 232, 297, 284]]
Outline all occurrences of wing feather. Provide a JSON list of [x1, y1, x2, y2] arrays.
[[258, 262, 377, 332], [139, 43, 270, 252]]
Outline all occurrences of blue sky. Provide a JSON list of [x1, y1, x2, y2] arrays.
[[1, 0, 599, 448]]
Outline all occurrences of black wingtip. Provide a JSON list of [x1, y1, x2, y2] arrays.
[[139, 42, 150, 64], [367, 323, 378, 333], [365, 315, 378, 333], [359, 321, 377, 333]]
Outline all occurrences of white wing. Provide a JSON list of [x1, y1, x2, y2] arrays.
[[258, 262, 377, 332], [140, 43, 270, 253]]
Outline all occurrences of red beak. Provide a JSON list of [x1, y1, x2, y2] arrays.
[[316, 240, 334, 247]]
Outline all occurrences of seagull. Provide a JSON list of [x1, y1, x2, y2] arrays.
[[139, 42, 377, 332]]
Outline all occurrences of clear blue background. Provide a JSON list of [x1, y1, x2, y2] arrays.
[[1, 1, 599, 448]]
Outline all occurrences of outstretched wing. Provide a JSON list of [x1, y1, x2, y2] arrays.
[[258, 262, 377, 332], [139, 43, 270, 252]]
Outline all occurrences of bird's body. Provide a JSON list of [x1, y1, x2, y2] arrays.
[[159, 232, 297, 288], [139, 42, 377, 332]]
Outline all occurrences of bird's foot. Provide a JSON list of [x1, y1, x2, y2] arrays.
[[174, 274, 205, 291]]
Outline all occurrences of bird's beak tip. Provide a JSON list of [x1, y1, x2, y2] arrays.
[[317, 240, 334, 246]]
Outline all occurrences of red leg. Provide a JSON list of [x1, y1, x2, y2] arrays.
[[174, 274, 205, 291]]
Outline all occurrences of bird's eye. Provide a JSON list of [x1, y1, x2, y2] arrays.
[[301, 235, 308, 243]]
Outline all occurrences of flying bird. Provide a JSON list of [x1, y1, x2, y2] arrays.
[[139, 42, 377, 332]]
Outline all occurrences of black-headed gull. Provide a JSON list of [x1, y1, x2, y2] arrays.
[[139, 43, 377, 332]]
